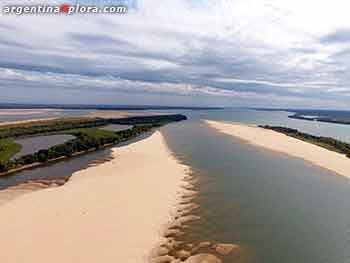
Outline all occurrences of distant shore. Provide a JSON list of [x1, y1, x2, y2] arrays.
[[0, 109, 57, 116], [0, 110, 142, 127], [0, 117, 58, 127], [0, 131, 192, 263], [206, 120, 350, 178]]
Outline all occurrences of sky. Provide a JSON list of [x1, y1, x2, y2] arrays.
[[0, 0, 350, 108]]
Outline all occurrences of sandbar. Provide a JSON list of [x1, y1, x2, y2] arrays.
[[206, 120, 350, 178], [0, 131, 189, 263]]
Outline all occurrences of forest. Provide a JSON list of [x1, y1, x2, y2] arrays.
[[0, 114, 187, 175]]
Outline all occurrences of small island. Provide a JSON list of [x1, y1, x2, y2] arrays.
[[253, 108, 350, 125], [0, 114, 187, 176], [288, 113, 350, 125], [206, 120, 350, 178], [260, 125, 350, 158]]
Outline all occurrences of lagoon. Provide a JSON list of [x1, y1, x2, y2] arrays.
[[12, 134, 76, 160]]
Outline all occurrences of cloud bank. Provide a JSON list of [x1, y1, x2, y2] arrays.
[[1, 0, 350, 108]]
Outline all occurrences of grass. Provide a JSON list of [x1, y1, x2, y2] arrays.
[[60, 127, 122, 139], [0, 139, 22, 162], [0, 128, 120, 163]]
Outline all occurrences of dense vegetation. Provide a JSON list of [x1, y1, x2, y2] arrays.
[[289, 114, 350, 125], [0, 118, 110, 139], [112, 114, 187, 125], [0, 114, 187, 175], [260, 125, 350, 158], [254, 108, 350, 125]]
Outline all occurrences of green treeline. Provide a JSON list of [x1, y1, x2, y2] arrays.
[[289, 114, 350, 125], [260, 125, 350, 158], [0, 114, 187, 139], [0, 118, 110, 139], [112, 115, 187, 125], [0, 114, 187, 174]]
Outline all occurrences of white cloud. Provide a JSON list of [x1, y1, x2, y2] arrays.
[[0, 0, 350, 107]]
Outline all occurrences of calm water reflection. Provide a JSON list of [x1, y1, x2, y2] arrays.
[[99, 124, 132, 132], [161, 112, 350, 263], [0, 131, 152, 190], [13, 134, 76, 160]]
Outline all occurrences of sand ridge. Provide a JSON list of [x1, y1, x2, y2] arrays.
[[206, 120, 350, 178], [0, 131, 190, 263]]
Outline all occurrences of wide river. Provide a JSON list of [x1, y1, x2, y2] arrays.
[[160, 109, 350, 263], [2, 109, 350, 263]]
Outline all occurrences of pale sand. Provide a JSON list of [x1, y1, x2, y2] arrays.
[[0, 109, 57, 116], [206, 120, 350, 178], [0, 117, 58, 127], [87, 110, 160, 119], [0, 110, 161, 126], [0, 131, 189, 263], [0, 182, 48, 206]]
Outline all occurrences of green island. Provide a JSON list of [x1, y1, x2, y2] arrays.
[[0, 114, 187, 175], [289, 114, 350, 125], [260, 125, 350, 158]]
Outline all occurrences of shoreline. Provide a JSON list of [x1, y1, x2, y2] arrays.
[[0, 131, 192, 263], [0, 114, 188, 177], [0, 132, 152, 195], [0, 110, 156, 127], [0, 143, 112, 178], [0, 117, 59, 127], [206, 120, 350, 178]]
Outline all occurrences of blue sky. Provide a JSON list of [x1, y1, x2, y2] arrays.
[[0, 0, 350, 108]]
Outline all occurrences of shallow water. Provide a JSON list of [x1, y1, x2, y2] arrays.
[[159, 109, 350, 142], [1, 109, 350, 262], [99, 124, 132, 132], [13, 134, 76, 160], [0, 131, 152, 190], [160, 110, 350, 263], [0, 109, 93, 122]]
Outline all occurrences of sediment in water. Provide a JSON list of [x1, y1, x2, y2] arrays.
[[149, 167, 241, 263]]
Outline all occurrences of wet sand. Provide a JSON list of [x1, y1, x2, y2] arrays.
[[87, 110, 158, 119], [206, 120, 350, 178], [0, 131, 190, 263]]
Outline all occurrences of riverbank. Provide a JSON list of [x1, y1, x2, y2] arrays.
[[0, 131, 191, 263], [0, 117, 58, 127], [0, 114, 187, 175], [206, 120, 350, 178]]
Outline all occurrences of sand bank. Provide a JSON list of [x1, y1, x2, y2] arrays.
[[0, 110, 161, 126], [0, 182, 49, 207], [87, 110, 160, 119], [0, 117, 59, 127], [0, 131, 190, 263], [0, 109, 57, 116], [206, 120, 350, 178]]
